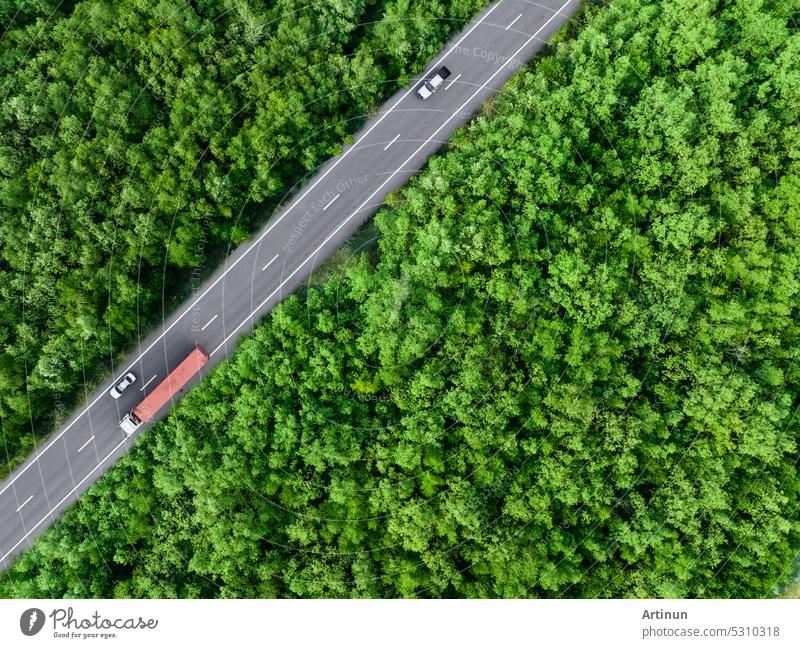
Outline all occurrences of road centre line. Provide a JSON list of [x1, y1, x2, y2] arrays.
[[210, 0, 574, 360], [201, 314, 218, 331], [0, 0, 507, 501], [322, 194, 340, 211], [15, 496, 33, 513], [506, 13, 522, 29], [445, 73, 462, 90], [1, 437, 129, 564], [521, 0, 572, 18], [77, 436, 94, 453], [384, 134, 401, 150], [262, 254, 280, 271], [1, 0, 577, 566], [139, 374, 157, 392]]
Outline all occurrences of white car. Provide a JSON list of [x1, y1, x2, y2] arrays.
[[417, 66, 451, 100], [109, 372, 136, 399]]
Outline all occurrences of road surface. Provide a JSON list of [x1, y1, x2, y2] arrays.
[[0, 0, 580, 571]]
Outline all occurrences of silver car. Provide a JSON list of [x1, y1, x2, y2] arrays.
[[109, 372, 136, 399]]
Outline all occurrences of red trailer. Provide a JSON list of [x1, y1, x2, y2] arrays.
[[119, 346, 209, 435]]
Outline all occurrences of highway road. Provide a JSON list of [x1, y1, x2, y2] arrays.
[[0, 0, 580, 571]]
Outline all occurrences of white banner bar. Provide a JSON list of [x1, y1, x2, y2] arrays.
[[0, 599, 796, 647]]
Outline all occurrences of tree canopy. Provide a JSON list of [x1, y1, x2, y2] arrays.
[[0, 0, 486, 475], [2, 0, 799, 598]]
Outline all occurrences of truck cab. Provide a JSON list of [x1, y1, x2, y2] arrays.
[[119, 412, 142, 436]]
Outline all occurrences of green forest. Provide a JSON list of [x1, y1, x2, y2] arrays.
[[0, 0, 485, 476], [3, 0, 800, 597]]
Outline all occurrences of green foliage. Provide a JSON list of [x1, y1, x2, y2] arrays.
[[0, 0, 485, 474], [2, 0, 799, 598]]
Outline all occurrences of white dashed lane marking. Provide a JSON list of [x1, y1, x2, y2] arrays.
[[139, 374, 157, 392], [208, 0, 575, 361], [322, 193, 340, 211], [15, 495, 33, 513], [445, 73, 461, 90], [0, 0, 508, 503], [384, 134, 401, 151], [77, 436, 94, 453], [506, 13, 522, 30], [261, 254, 280, 272], [0, 0, 580, 568], [201, 314, 218, 331]]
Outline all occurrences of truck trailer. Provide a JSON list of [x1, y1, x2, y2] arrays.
[[119, 346, 209, 435]]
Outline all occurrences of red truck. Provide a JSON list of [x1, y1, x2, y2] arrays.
[[119, 346, 209, 435]]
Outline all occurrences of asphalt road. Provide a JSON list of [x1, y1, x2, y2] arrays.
[[0, 0, 580, 571]]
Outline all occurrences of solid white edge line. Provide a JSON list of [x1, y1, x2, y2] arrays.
[[15, 495, 34, 513], [2, 0, 575, 566], [210, 0, 575, 360], [77, 436, 94, 453], [1, 438, 128, 564], [139, 374, 157, 392], [200, 314, 218, 331], [0, 0, 507, 500], [507, 13, 523, 30], [383, 134, 401, 151], [1, 0, 575, 559], [445, 73, 462, 90], [0, 0, 574, 563], [261, 253, 280, 271]]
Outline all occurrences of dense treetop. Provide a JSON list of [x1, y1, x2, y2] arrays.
[[0, 0, 485, 474], [2, 0, 799, 597]]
